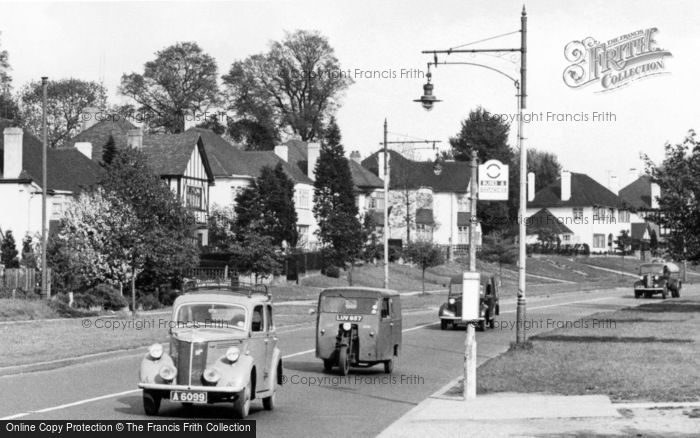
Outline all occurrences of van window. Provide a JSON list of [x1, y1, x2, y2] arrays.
[[381, 298, 390, 319], [252, 305, 264, 332], [266, 305, 274, 331]]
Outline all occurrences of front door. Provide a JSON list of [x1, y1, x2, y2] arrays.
[[249, 305, 269, 392], [378, 297, 393, 360], [265, 304, 277, 390]]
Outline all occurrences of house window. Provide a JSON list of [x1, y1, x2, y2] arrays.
[[458, 226, 469, 244], [416, 224, 433, 241], [572, 207, 583, 221], [593, 233, 606, 248], [295, 189, 310, 209], [231, 185, 245, 204], [297, 225, 310, 248], [618, 210, 630, 223], [562, 234, 571, 242], [51, 201, 63, 220], [186, 186, 203, 209], [367, 192, 385, 210]]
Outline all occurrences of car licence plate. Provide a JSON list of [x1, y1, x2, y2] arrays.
[[170, 391, 207, 403]]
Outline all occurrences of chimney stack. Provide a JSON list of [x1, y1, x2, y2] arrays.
[[3, 127, 24, 179], [75, 142, 93, 160], [527, 172, 535, 202], [80, 107, 99, 131], [307, 142, 320, 181], [650, 182, 660, 209], [560, 170, 571, 201], [127, 128, 143, 149], [274, 144, 288, 162], [608, 173, 619, 194], [350, 150, 361, 163]]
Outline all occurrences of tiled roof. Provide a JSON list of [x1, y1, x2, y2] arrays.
[[66, 119, 137, 163], [1, 120, 103, 192], [348, 159, 383, 189], [528, 172, 622, 209], [619, 175, 659, 210], [526, 209, 574, 235], [141, 131, 201, 176], [631, 221, 660, 240], [362, 150, 471, 193]]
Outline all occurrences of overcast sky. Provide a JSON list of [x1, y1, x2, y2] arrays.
[[1, 0, 697, 190]]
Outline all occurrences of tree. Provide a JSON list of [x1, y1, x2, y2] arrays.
[[222, 30, 353, 150], [643, 130, 700, 262], [527, 148, 562, 192], [101, 147, 199, 297], [230, 229, 281, 283], [0, 230, 19, 268], [120, 42, 219, 133], [449, 107, 514, 234], [195, 113, 227, 136], [312, 118, 363, 282], [615, 230, 633, 255], [207, 205, 237, 252], [404, 241, 445, 294], [0, 31, 18, 122], [19, 78, 107, 148], [20, 234, 37, 269], [102, 134, 117, 166]]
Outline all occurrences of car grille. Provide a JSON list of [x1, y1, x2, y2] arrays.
[[645, 275, 652, 288], [174, 339, 208, 386]]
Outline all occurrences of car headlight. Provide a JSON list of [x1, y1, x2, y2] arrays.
[[448, 298, 456, 305], [226, 346, 240, 363], [342, 322, 352, 331], [159, 365, 176, 381], [149, 343, 163, 360], [653, 275, 658, 281], [203, 367, 221, 383]]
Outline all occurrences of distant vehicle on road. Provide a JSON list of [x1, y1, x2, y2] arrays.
[[138, 282, 282, 419], [439, 274, 500, 331], [633, 262, 682, 299], [314, 287, 401, 376]]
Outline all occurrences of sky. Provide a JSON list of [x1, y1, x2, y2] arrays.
[[1, 0, 697, 190]]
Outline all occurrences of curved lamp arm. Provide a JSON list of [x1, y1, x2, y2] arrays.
[[433, 61, 519, 89]]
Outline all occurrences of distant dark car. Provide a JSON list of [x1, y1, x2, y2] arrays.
[[439, 274, 499, 331], [633, 262, 682, 299]]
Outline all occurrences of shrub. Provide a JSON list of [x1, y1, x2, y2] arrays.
[[324, 265, 340, 278], [138, 293, 162, 311], [71, 293, 100, 309], [48, 298, 98, 318], [85, 284, 128, 311], [158, 288, 180, 307]]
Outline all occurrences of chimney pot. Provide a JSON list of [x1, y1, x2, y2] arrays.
[[350, 150, 361, 163]]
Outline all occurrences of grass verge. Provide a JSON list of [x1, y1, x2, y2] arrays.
[[476, 295, 700, 402]]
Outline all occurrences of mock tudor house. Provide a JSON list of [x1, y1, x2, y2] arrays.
[[67, 120, 215, 245], [526, 170, 632, 250], [361, 150, 477, 248], [618, 174, 667, 243], [0, 121, 103, 241]]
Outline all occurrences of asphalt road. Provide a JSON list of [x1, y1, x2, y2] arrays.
[[0, 287, 673, 437]]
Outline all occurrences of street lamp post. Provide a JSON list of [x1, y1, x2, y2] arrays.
[[416, 7, 528, 344]]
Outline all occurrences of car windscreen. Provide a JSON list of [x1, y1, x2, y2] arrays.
[[640, 265, 663, 274], [176, 303, 247, 329], [320, 296, 378, 314]]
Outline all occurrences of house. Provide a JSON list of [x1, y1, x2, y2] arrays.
[[67, 121, 215, 245], [0, 121, 103, 241], [618, 174, 668, 242], [361, 150, 476, 247], [526, 170, 632, 250], [196, 130, 318, 249], [525, 208, 574, 244]]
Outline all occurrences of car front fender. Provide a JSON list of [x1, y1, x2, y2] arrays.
[[139, 353, 175, 384], [217, 354, 255, 389]]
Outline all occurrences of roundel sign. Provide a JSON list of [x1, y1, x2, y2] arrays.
[[478, 159, 509, 200]]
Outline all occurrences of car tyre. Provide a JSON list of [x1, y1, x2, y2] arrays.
[[440, 320, 448, 330], [338, 347, 350, 376], [477, 320, 486, 332], [384, 358, 394, 374], [323, 358, 334, 372], [143, 391, 161, 416], [488, 316, 495, 329], [233, 380, 251, 419], [634, 290, 641, 299]]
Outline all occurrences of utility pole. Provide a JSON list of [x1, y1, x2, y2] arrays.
[[383, 119, 389, 289], [41, 77, 49, 299], [516, 6, 528, 345], [464, 152, 479, 399]]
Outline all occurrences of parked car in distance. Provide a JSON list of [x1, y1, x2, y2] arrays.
[[314, 287, 401, 376], [634, 262, 682, 299], [439, 274, 500, 331], [138, 282, 282, 419]]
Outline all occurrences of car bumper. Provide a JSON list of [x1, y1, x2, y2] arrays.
[[634, 287, 663, 291], [138, 383, 244, 393]]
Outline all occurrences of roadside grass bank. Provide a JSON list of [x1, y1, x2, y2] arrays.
[[474, 293, 700, 402]]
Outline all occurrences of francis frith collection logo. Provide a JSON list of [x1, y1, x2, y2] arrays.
[[563, 28, 672, 92]]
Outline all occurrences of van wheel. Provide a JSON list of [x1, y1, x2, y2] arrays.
[[384, 359, 394, 374], [477, 320, 486, 332], [338, 347, 350, 376], [488, 316, 495, 329], [634, 290, 641, 298], [262, 382, 276, 411], [143, 391, 161, 416], [440, 320, 448, 330], [323, 359, 334, 372], [233, 380, 251, 419]]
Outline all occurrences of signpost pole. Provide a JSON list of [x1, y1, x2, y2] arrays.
[[463, 153, 478, 400]]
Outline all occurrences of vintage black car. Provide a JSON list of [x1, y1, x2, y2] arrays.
[[314, 287, 402, 376], [138, 283, 282, 419], [439, 274, 499, 331], [634, 262, 682, 299]]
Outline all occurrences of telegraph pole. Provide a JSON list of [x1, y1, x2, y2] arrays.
[[464, 152, 478, 399], [41, 77, 49, 298], [383, 119, 389, 289]]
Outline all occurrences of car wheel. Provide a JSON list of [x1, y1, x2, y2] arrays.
[[477, 320, 486, 332], [440, 320, 448, 330], [323, 358, 334, 372], [233, 380, 251, 419], [338, 347, 350, 376], [488, 316, 495, 329], [143, 391, 161, 416], [634, 290, 641, 299], [384, 358, 394, 374]]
